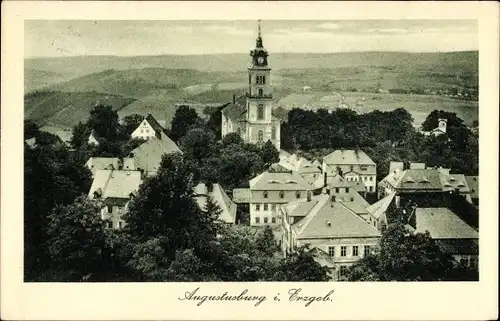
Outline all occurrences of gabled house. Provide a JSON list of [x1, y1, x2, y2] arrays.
[[131, 114, 165, 140], [322, 149, 377, 193], [88, 169, 143, 229], [409, 207, 478, 268], [280, 193, 381, 281], [378, 162, 472, 201], [88, 129, 101, 146], [194, 183, 237, 224], [85, 157, 135, 177], [279, 154, 322, 184], [39, 126, 74, 149], [130, 131, 182, 177], [235, 164, 314, 226], [366, 192, 397, 230]]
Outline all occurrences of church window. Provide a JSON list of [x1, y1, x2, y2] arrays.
[[259, 88, 263, 96], [271, 127, 276, 140], [258, 130, 263, 141], [257, 104, 264, 120]]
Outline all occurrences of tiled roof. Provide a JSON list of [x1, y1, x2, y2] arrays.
[[232, 188, 251, 203], [88, 170, 142, 200], [284, 199, 320, 217], [144, 114, 165, 137], [290, 194, 381, 239], [85, 157, 120, 171], [414, 207, 478, 239], [194, 183, 237, 224], [323, 149, 376, 166], [279, 155, 322, 176], [249, 168, 313, 191], [465, 176, 478, 199], [221, 96, 247, 121], [39, 126, 73, 145], [391, 168, 443, 190], [440, 174, 470, 193], [367, 192, 396, 219], [131, 131, 182, 174], [347, 180, 366, 193], [435, 239, 479, 255]]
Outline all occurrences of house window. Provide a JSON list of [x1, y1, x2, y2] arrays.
[[271, 127, 276, 140], [255, 217, 260, 224], [340, 246, 347, 257], [369, 186, 373, 192], [271, 204, 276, 210], [352, 246, 359, 256], [249, 74, 251, 85], [328, 246, 335, 257], [107, 205, 113, 213], [279, 191, 285, 199], [258, 88, 263, 96], [140, 129, 144, 133], [340, 266, 348, 277], [107, 221, 113, 229], [346, 187, 350, 193], [296, 191, 301, 199], [364, 245, 371, 256], [118, 221, 123, 229], [256, 204, 260, 211], [335, 188, 339, 193], [370, 177, 373, 181], [264, 217, 268, 223], [257, 104, 264, 120], [271, 217, 276, 223], [263, 191, 268, 198], [350, 165, 354, 171], [258, 130, 264, 142], [361, 165, 367, 171], [264, 204, 268, 211]]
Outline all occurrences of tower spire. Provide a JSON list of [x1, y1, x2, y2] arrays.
[[256, 20, 263, 48]]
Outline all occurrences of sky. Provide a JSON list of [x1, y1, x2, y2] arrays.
[[25, 20, 478, 58]]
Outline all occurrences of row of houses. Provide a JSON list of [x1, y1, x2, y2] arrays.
[[232, 149, 478, 280]]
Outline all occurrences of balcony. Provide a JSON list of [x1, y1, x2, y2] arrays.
[[246, 92, 273, 99]]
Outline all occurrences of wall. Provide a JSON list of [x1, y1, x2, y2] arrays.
[[100, 201, 129, 229], [131, 120, 156, 140], [250, 189, 308, 226]]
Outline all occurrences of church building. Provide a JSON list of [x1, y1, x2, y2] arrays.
[[221, 21, 281, 150]]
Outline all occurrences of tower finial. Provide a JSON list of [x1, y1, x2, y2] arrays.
[[256, 20, 263, 48]]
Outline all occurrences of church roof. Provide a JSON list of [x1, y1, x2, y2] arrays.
[[221, 96, 247, 122]]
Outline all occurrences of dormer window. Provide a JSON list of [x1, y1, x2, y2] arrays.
[[286, 180, 297, 184], [269, 179, 280, 184]]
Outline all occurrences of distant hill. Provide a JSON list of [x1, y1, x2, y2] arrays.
[[25, 91, 136, 128], [25, 51, 478, 75], [24, 51, 478, 129]]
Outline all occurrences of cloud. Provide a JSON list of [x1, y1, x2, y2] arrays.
[[316, 22, 341, 30], [363, 28, 408, 34], [204, 24, 252, 36]]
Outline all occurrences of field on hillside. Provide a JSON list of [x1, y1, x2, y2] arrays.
[[24, 91, 136, 128], [24, 51, 478, 129], [276, 91, 478, 125]]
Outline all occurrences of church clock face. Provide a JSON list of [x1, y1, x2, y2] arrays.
[[258, 56, 265, 64]]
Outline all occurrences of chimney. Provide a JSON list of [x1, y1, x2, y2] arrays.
[[323, 172, 327, 187], [207, 182, 214, 193], [307, 191, 312, 202], [232, 94, 236, 104]]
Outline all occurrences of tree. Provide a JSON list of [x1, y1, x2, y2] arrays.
[[87, 104, 122, 141], [261, 140, 280, 165], [123, 153, 219, 261], [24, 119, 39, 139], [170, 105, 203, 142], [180, 127, 216, 162], [122, 114, 144, 135], [45, 196, 111, 281], [273, 245, 330, 281], [219, 144, 266, 189], [255, 226, 279, 257], [347, 222, 454, 281], [70, 121, 90, 149], [221, 132, 243, 147]]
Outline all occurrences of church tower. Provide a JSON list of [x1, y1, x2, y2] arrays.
[[245, 20, 280, 150]]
